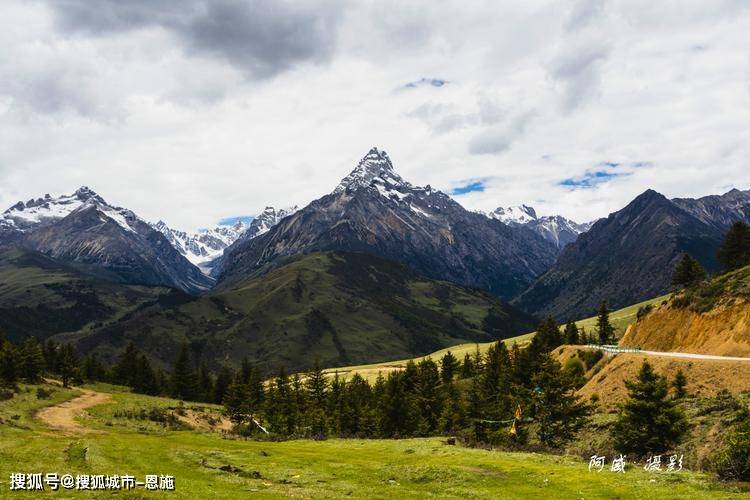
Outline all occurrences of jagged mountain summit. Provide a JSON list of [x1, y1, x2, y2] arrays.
[[0, 187, 212, 294], [484, 205, 593, 249], [240, 205, 299, 241], [153, 220, 248, 273], [216, 147, 558, 300], [513, 189, 737, 320]]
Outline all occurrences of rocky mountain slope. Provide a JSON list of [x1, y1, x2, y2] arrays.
[[514, 189, 726, 320], [60, 251, 536, 373], [0, 187, 212, 294], [216, 148, 558, 300]]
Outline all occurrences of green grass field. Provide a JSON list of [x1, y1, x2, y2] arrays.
[[0, 381, 745, 499], [325, 294, 670, 382]]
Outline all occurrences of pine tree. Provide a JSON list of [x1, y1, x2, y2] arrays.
[[718, 221, 750, 271], [213, 367, 233, 404], [481, 342, 512, 420], [672, 369, 688, 399], [596, 301, 615, 345], [170, 344, 197, 401], [611, 361, 689, 455], [113, 342, 140, 386], [532, 354, 590, 448], [438, 381, 466, 434], [19, 337, 45, 383], [440, 351, 459, 384], [197, 364, 214, 403], [564, 320, 579, 345], [0, 340, 20, 386], [223, 374, 251, 424], [460, 353, 474, 379], [83, 354, 107, 382], [672, 253, 706, 288], [57, 344, 79, 388], [305, 359, 328, 435], [132, 355, 160, 395], [414, 359, 441, 435], [378, 372, 414, 438]]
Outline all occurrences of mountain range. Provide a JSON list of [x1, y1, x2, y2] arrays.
[[514, 188, 750, 320], [1, 147, 748, 371], [482, 205, 594, 250]]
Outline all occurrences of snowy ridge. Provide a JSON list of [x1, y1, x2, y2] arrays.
[[1, 186, 143, 234], [153, 220, 249, 272], [244, 206, 299, 239], [486, 205, 537, 225], [482, 204, 591, 249]]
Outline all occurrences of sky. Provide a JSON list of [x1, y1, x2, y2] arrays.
[[0, 0, 749, 232]]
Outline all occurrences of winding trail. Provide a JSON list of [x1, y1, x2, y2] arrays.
[[36, 388, 112, 433]]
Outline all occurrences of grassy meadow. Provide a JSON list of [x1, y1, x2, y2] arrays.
[[1, 381, 746, 499]]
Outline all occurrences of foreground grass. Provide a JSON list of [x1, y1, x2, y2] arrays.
[[328, 294, 670, 382], [1, 383, 746, 499]]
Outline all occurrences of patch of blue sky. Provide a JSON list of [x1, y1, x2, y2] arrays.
[[402, 78, 448, 89], [450, 180, 486, 195], [218, 215, 255, 226], [559, 170, 629, 189]]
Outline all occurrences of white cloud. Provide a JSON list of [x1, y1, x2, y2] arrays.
[[0, 0, 748, 231]]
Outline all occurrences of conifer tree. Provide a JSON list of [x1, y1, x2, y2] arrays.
[[611, 361, 689, 455], [672, 369, 688, 399], [57, 344, 79, 388], [718, 221, 750, 271], [305, 359, 328, 435], [564, 320, 579, 345], [481, 342, 512, 420], [170, 344, 197, 401], [460, 353, 474, 379], [114, 342, 140, 386], [223, 374, 251, 424], [596, 301, 615, 345], [0, 340, 20, 385], [19, 337, 45, 383], [532, 354, 590, 448], [83, 354, 107, 382], [439, 351, 459, 384], [414, 359, 441, 435], [438, 381, 466, 434], [133, 355, 160, 395], [197, 363, 214, 403], [213, 367, 233, 405], [672, 253, 706, 288], [378, 372, 414, 438]]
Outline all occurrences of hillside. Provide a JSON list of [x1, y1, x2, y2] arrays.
[[621, 264, 750, 356], [325, 294, 668, 381], [64, 251, 534, 373], [514, 189, 726, 320], [0, 247, 174, 342]]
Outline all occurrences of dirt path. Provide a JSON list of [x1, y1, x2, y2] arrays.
[[36, 388, 112, 433]]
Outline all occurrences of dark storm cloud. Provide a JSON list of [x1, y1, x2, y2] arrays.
[[45, 0, 345, 79]]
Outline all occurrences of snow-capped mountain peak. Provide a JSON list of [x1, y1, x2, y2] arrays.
[[483, 204, 592, 249], [0, 186, 141, 234], [334, 147, 410, 194], [488, 205, 538, 225]]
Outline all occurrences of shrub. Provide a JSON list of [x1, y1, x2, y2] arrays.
[[711, 414, 750, 481]]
